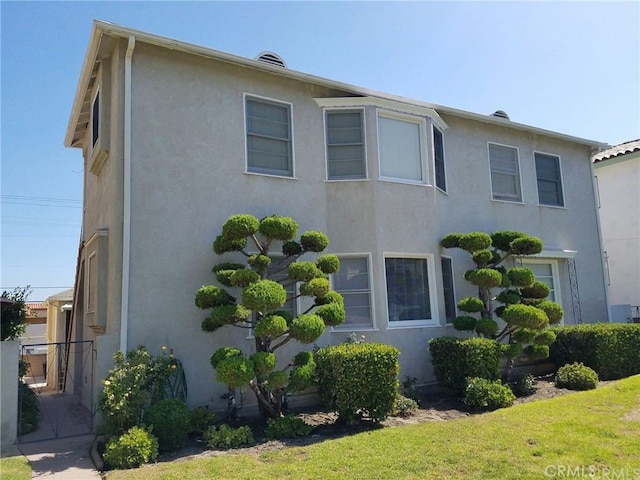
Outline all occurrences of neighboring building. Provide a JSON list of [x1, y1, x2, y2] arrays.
[[20, 302, 48, 378], [593, 139, 640, 322], [64, 21, 610, 412]]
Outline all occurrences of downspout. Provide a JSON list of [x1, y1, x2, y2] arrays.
[[120, 35, 135, 352]]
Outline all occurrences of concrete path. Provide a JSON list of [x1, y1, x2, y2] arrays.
[[18, 434, 101, 479]]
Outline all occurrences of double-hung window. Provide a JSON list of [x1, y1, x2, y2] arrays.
[[535, 152, 564, 207], [326, 110, 366, 180], [332, 255, 373, 329], [378, 113, 425, 184], [385, 255, 436, 327], [433, 126, 446, 191], [521, 259, 561, 304], [441, 256, 456, 323], [245, 96, 293, 177], [489, 143, 522, 202]]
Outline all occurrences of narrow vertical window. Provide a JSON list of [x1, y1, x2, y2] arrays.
[[92, 90, 100, 148], [433, 126, 446, 191], [246, 97, 292, 176], [489, 143, 521, 202], [441, 257, 456, 323], [326, 110, 365, 179], [332, 256, 372, 328], [535, 152, 564, 207]]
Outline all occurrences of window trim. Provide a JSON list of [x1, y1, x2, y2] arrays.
[[324, 108, 368, 181], [383, 253, 439, 329], [534, 150, 565, 208], [440, 255, 457, 325], [377, 110, 429, 186], [244, 93, 295, 179], [330, 253, 376, 331], [520, 258, 563, 315], [487, 142, 523, 203], [432, 125, 447, 193]]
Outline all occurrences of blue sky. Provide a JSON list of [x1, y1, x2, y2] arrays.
[[1, 1, 638, 301]]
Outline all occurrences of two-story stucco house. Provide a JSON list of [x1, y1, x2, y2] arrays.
[[593, 139, 640, 322], [64, 21, 610, 412]]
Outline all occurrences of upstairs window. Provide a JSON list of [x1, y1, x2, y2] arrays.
[[378, 113, 425, 184], [489, 143, 522, 202], [433, 126, 446, 191], [245, 97, 293, 177], [535, 152, 564, 207], [326, 110, 366, 180], [92, 90, 100, 148]]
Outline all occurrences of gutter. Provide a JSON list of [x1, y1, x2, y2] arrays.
[[120, 35, 135, 353]]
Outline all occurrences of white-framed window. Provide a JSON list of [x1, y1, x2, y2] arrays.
[[520, 259, 561, 304], [378, 111, 427, 185], [535, 152, 564, 207], [91, 88, 100, 149], [331, 255, 373, 330], [245, 95, 293, 177], [384, 254, 438, 327], [488, 143, 522, 202], [433, 125, 446, 192], [441, 256, 456, 324], [325, 109, 366, 180]]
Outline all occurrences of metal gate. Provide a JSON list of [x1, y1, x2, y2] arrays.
[[18, 340, 95, 443]]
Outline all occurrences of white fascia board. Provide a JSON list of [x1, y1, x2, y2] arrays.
[[314, 97, 449, 131], [523, 249, 578, 259]]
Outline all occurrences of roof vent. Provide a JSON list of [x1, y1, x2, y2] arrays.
[[255, 51, 287, 68], [491, 110, 510, 120]]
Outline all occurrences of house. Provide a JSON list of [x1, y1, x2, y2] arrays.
[[593, 139, 640, 322], [20, 302, 48, 379], [64, 20, 610, 413]]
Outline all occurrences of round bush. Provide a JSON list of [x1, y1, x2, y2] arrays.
[[103, 426, 159, 469], [282, 240, 303, 256], [316, 254, 340, 274], [501, 304, 548, 329], [202, 304, 250, 332], [459, 232, 492, 252], [267, 370, 288, 390], [215, 354, 255, 387], [475, 318, 498, 337], [555, 362, 599, 390], [509, 236, 543, 255], [314, 302, 346, 327], [471, 268, 503, 288], [289, 360, 316, 392], [453, 315, 477, 331], [144, 399, 190, 452], [538, 300, 564, 324], [457, 297, 484, 313], [288, 262, 320, 282], [299, 278, 330, 297], [496, 289, 521, 305], [463, 377, 515, 411], [195, 285, 235, 309], [300, 230, 329, 252], [213, 235, 247, 255], [507, 267, 535, 287], [511, 373, 536, 397], [441, 232, 463, 248], [471, 249, 494, 266], [250, 352, 276, 377], [491, 230, 525, 252], [254, 314, 288, 339], [511, 328, 537, 344], [315, 291, 344, 306], [534, 329, 557, 346], [523, 344, 549, 360], [259, 215, 299, 240], [221, 214, 259, 240], [242, 280, 287, 312], [190, 406, 216, 435], [290, 314, 325, 343], [247, 254, 271, 272], [210, 347, 243, 368], [230, 269, 260, 287], [521, 281, 550, 300]]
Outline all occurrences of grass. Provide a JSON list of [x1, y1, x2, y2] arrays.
[[105, 375, 640, 479], [0, 452, 31, 480]]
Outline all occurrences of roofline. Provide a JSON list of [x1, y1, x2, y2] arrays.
[[65, 20, 608, 149]]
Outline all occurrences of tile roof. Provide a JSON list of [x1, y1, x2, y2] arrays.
[[593, 138, 640, 163]]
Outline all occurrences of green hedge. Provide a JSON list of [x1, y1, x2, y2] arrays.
[[315, 343, 400, 422], [549, 323, 640, 380], [428, 337, 502, 394]]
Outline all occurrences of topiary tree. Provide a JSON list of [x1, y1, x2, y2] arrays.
[[195, 214, 345, 418], [441, 230, 563, 375]]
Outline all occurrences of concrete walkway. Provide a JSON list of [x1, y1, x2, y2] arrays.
[[18, 434, 101, 479]]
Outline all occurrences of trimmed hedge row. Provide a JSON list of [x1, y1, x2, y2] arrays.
[[549, 323, 640, 380], [315, 343, 400, 422], [428, 337, 502, 394]]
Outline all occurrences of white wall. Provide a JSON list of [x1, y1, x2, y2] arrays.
[[1, 341, 19, 449]]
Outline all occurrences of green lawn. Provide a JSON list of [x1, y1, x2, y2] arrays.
[[106, 375, 640, 479], [0, 452, 31, 480]]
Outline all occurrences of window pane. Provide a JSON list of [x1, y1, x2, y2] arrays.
[[441, 257, 455, 323], [489, 144, 521, 201], [522, 262, 556, 302], [433, 127, 446, 191], [379, 116, 422, 181], [92, 91, 99, 148], [327, 111, 365, 179], [385, 257, 431, 322], [246, 98, 292, 175], [535, 153, 564, 206], [333, 257, 372, 327]]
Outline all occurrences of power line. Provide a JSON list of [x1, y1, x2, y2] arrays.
[[1, 286, 73, 290], [1, 194, 81, 203]]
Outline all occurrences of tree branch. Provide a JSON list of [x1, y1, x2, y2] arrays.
[[270, 333, 292, 352]]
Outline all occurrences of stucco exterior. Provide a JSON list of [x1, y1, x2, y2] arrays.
[[65, 21, 610, 413], [593, 142, 640, 315]]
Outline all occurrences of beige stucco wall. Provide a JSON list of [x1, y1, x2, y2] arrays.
[[595, 152, 640, 307], [1, 341, 19, 448]]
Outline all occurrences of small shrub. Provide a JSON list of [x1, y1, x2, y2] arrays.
[[555, 362, 599, 391], [18, 381, 39, 435], [393, 394, 419, 417], [463, 377, 515, 411], [204, 424, 254, 449], [315, 343, 400, 422], [143, 399, 190, 452], [511, 373, 536, 397], [190, 406, 217, 435], [428, 337, 502, 395], [103, 426, 159, 470], [265, 416, 313, 439], [400, 376, 420, 401]]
